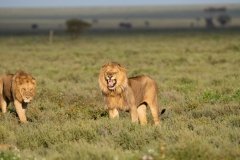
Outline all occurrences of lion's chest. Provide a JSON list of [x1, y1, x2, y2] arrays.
[[106, 94, 130, 111]]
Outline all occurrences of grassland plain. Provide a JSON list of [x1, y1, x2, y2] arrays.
[[0, 29, 240, 160]]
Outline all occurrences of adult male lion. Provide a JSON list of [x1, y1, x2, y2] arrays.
[[0, 70, 37, 123], [98, 62, 164, 125]]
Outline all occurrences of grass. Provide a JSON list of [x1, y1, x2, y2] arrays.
[[0, 29, 240, 160]]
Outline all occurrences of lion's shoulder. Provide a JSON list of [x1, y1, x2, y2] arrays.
[[1, 73, 14, 84], [0, 73, 14, 101]]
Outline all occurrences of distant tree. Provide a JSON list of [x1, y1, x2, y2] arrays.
[[204, 7, 228, 29], [217, 14, 231, 27], [205, 18, 215, 28], [66, 19, 91, 39]]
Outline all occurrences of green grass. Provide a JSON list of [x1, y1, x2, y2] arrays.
[[0, 30, 240, 160]]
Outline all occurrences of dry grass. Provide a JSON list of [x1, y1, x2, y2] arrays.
[[0, 29, 239, 159]]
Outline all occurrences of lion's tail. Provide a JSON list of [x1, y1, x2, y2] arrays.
[[160, 109, 166, 116]]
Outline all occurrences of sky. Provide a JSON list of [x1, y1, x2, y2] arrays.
[[0, 0, 239, 8]]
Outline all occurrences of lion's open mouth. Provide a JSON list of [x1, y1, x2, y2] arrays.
[[107, 79, 116, 89], [23, 98, 31, 103]]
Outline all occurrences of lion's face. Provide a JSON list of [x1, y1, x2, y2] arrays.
[[16, 76, 36, 103], [99, 62, 128, 92]]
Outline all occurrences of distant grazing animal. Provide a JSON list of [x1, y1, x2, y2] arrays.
[[119, 22, 132, 29], [0, 70, 37, 123], [98, 62, 165, 125]]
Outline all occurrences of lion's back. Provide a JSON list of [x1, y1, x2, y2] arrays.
[[0, 74, 14, 101], [129, 75, 157, 89], [129, 75, 158, 105]]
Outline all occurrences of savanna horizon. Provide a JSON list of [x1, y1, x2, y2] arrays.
[[0, 4, 240, 34]]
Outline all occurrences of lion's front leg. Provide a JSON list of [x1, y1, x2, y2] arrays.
[[130, 106, 138, 123], [14, 100, 28, 123], [137, 104, 148, 125], [0, 96, 7, 113], [109, 108, 119, 119]]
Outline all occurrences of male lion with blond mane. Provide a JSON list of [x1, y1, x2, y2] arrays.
[[0, 70, 36, 123], [99, 62, 164, 125]]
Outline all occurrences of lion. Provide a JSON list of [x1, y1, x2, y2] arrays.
[[0, 70, 37, 123], [98, 62, 165, 125]]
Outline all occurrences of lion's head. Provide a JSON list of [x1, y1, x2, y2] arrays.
[[99, 62, 128, 94], [12, 71, 37, 103]]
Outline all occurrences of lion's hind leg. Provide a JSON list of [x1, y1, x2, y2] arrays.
[[0, 96, 7, 113], [148, 100, 160, 126], [137, 103, 148, 125], [0, 77, 6, 113]]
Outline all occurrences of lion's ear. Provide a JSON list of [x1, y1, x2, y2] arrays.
[[113, 62, 121, 66], [15, 78, 21, 84], [16, 77, 25, 85], [119, 66, 126, 73], [31, 78, 36, 84], [102, 62, 110, 68], [101, 64, 107, 68]]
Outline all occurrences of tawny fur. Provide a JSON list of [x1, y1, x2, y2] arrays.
[[0, 70, 36, 123], [98, 62, 161, 125]]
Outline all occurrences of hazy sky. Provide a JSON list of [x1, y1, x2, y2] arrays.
[[0, 0, 239, 8]]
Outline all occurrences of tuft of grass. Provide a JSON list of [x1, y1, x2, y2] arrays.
[[0, 151, 21, 160]]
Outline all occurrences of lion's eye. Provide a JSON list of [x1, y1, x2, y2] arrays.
[[30, 89, 33, 92], [22, 88, 26, 91]]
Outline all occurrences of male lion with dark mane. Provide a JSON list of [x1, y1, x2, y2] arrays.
[[98, 62, 164, 125], [0, 70, 36, 123]]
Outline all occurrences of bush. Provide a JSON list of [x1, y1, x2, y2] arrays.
[[66, 19, 91, 39], [217, 14, 231, 27]]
